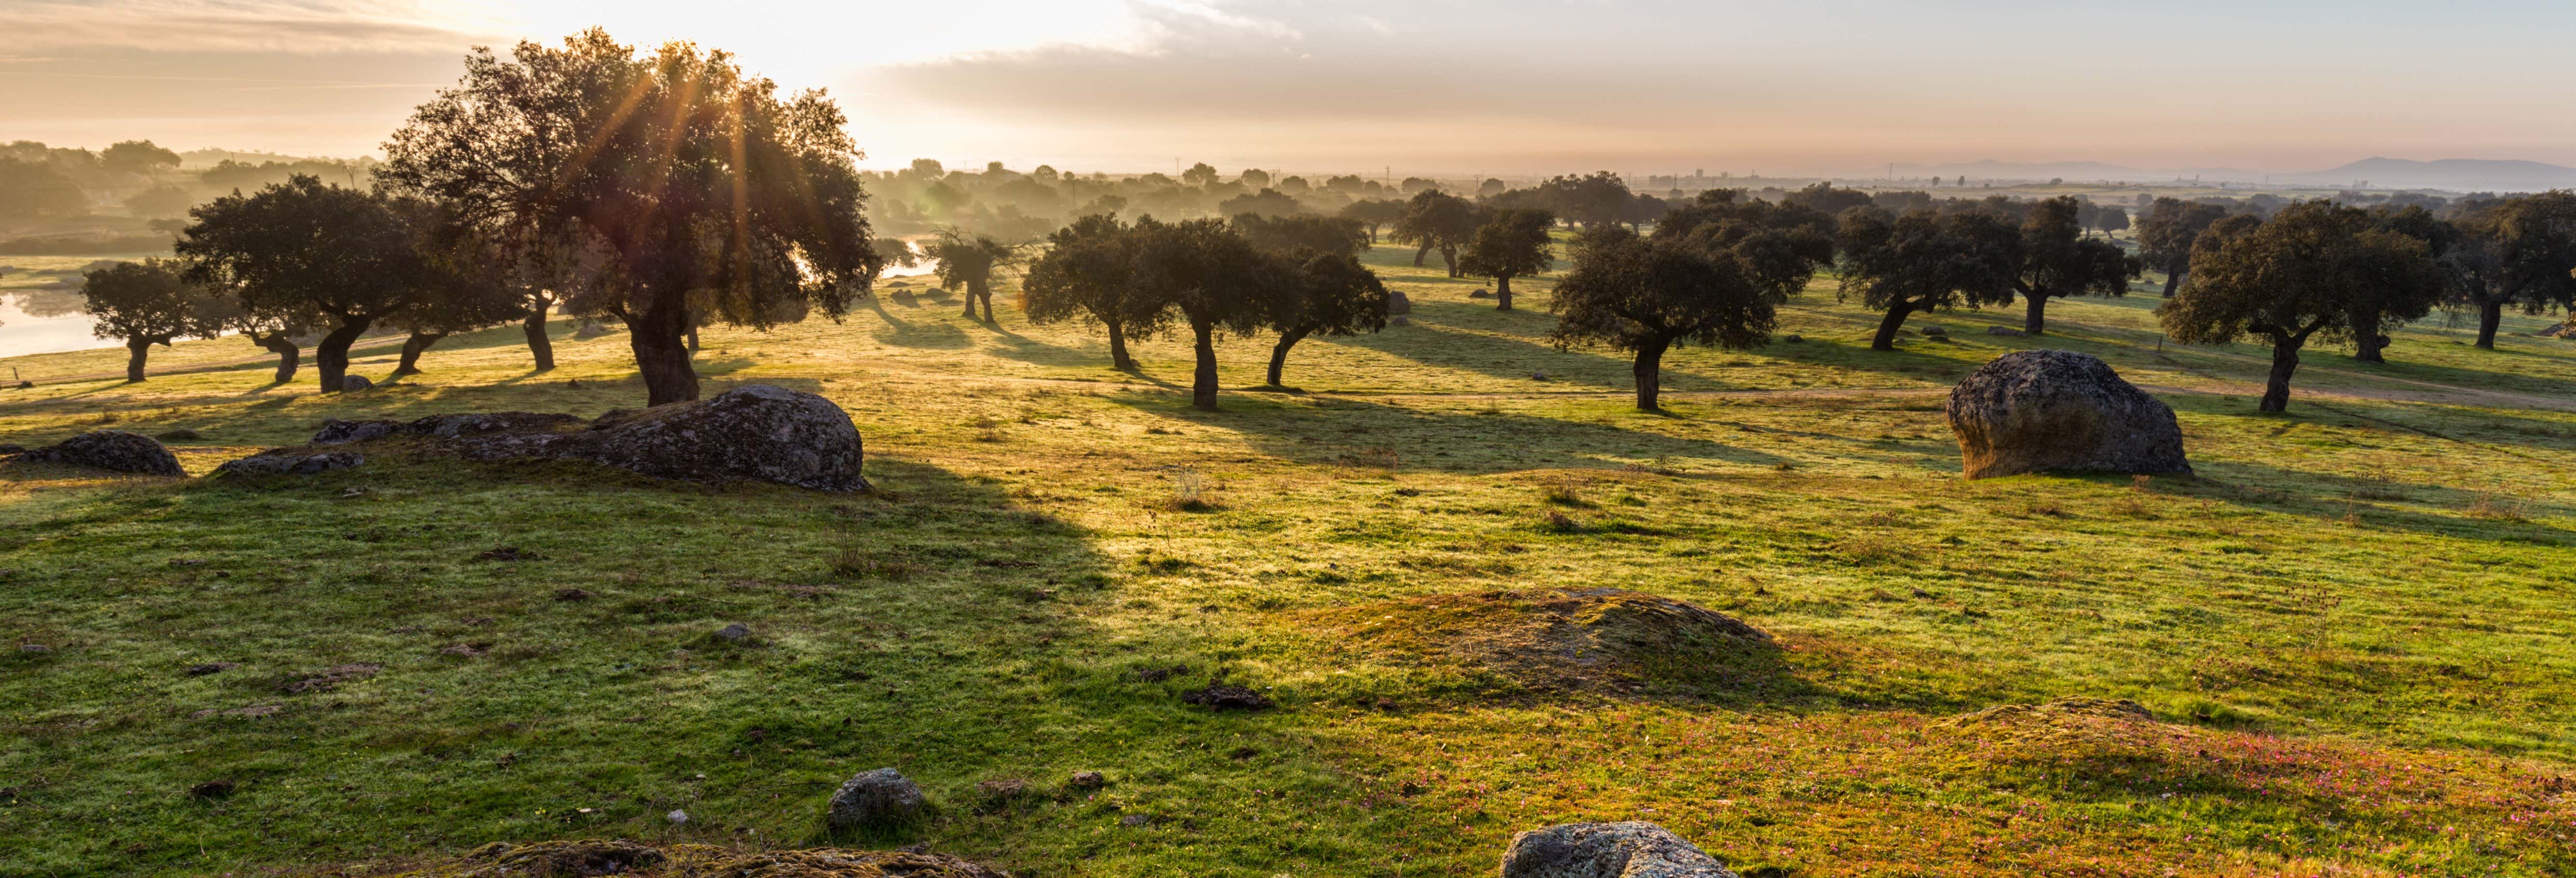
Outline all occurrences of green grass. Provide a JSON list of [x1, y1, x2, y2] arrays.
[[4, 241, 2575, 876]]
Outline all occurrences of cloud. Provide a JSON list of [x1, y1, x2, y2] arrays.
[[5, 0, 508, 53]]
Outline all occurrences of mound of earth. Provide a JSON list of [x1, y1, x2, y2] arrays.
[[1297, 587, 1778, 696], [235, 385, 868, 491], [1934, 696, 2166, 751], [387, 839, 1010, 877], [1945, 350, 2190, 479]]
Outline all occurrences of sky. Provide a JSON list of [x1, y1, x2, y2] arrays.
[[5, 0, 2575, 177]]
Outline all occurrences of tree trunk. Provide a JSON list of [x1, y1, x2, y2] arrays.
[[2475, 298, 2504, 350], [1412, 244, 1430, 267], [1106, 320, 1135, 371], [1441, 246, 1460, 278], [1496, 274, 1514, 311], [2161, 267, 2183, 296], [125, 338, 155, 383], [314, 320, 369, 393], [391, 331, 445, 377], [524, 301, 555, 371], [2023, 293, 2049, 335], [627, 301, 699, 406], [965, 276, 987, 319], [1190, 321, 1220, 410], [1267, 327, 1311, 387], [686, 325, 701, 353], [1632, 337, 1671, 411], [2259, 338, 2302, 413], [1870, 300, 1915, 351], [2351, 310, 2386, 363], [253, 333, 299, 384], [1366, 224, 1379, 244]]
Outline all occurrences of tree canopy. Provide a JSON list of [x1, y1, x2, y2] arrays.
[[378, 29, 883, 405], [2137, 198, 2232, 294]]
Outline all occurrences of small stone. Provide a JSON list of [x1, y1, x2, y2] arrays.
[[1783, 334, 1804, 343], [1986, 326, 2026, 336], [475, 546, 540, 561], [189, 779, 236, 799], [341, 375, 374, 391], [185, 662, 238, 677], [1067, 771, 1108, 790], [552, 587, 595, 602], [712, 623, 750, 642], [825, 767, 925, 833], [1119, 813, 1152, 827], [19, 644, 52, 654], [1389, 315, 1409, 326], [667, 808, 689, 825]]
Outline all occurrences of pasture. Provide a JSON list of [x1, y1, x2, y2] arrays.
[[4, 242, 2574, 876]]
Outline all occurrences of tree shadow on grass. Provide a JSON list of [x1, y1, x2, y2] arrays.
[[864, 304, 971, 350], [1100, 388, 1786, 473], [2107, 460, 2576, 547]]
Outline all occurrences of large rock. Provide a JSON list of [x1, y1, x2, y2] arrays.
[[1387, 290, 1413, 315], [290, 386, 867, 491], [1945, 350, 2190, 480], [1501, 821, 1740, 878], [15, 431, 184, 477], [826, 767, 926, 833]]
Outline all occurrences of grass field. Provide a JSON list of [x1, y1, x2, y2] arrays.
[[3, 238, 2574, 877]]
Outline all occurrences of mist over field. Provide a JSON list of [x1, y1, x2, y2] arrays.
[[5, 3, 2576, 877]]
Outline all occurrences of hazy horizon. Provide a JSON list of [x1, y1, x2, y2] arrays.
[[6, 0, 2576, 177]]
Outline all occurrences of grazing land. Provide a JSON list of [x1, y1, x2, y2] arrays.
[[4, 241, 2575, 876]]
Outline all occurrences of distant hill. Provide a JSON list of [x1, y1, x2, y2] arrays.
[[2273, 158, 2576, 193], [1889, 159, 2266, 184]]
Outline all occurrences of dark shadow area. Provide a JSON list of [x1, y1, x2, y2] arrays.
[[1101, 389, 1786, 472]]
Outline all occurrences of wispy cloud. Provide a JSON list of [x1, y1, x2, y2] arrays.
[[5, 0, 508, 53]]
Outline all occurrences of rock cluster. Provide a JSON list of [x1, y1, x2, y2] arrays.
[[1500, 821, 1741, 878], [1945, 350, 2190, 480], [277, 385, 869, 491]]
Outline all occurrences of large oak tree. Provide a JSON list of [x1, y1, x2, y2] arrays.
[[379, 29, 882, 405], [2445, 191, 2576, 350], [2011, 196, 2140, 335], [79, 258, 227, 383], [177, 176, 455, 393], [1834, 208, 2020, 350], [2160, 202, 2445, 412], [1390, 190, 1479, 275], [1457, 208, 1556, 311], [922, 228, 1021, 323], [1549, 226, 1778, 411], [1022, 214, 1166, 371], [1262, 250, 1389, 388], [1131, 217, 1275, 410]]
